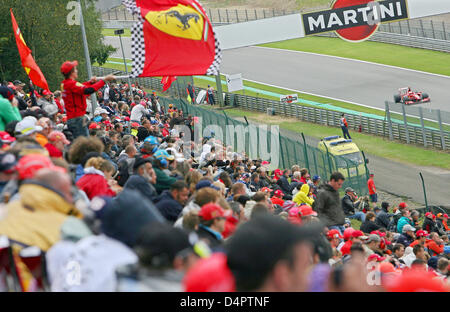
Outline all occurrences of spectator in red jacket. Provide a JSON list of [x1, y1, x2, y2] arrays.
[[425, 232, 445, 257], [60, 60, 115, 139], [45, 131, 70, 158], [270, 190, 285, 206], [367, 173, 377, 209], [76, 157, 119, 199]]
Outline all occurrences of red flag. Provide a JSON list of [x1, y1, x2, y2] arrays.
[[161, 76, 177, 92], [123, 0, 221, 77], [10, 9, 49, 91]]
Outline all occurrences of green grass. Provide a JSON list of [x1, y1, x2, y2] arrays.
[[223, 108, 450, 170], [260, 36, 450, 76], [96, 61, 450, 132], [102, 28, 131, 37]]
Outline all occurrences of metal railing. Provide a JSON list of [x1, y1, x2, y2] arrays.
[[93, 66, 450, 150]]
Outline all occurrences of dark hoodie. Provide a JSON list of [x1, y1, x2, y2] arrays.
[[315, 183, 345, 227]]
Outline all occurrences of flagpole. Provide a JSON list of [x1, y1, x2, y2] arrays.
[[78, 0, 98, 114], [115, 29, 133, 98]]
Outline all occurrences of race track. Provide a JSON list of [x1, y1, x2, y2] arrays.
[[105, 36, 450, 113]]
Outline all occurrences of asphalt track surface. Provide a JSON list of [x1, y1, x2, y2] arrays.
[[105, 36, 450, 205]]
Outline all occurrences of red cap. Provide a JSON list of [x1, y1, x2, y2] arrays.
[[370, 230, 386, 238], [343, 228, 355, 240], [183, 253, 235, 292], [274, 169, 283, 176], [261, 161, 270, 166], [327, 229, 343, 239], [124, 116, 130, 122], [367, 254, 386, 262], [42, 90, 53, 96], [261, 187, 273, 193], [17, 154, 55, 180], [415, 230, 429, 238], [444, 214, 449, 219], [398, 202, 408, 209], [131, 122, 140, 128], [287, 207, 302, 225], [61, 61, 78, 75], [198, 204, 225, 221], [379, 262, 396, 274], [352, 230, 365, 238], [274, 190, 284, 197], [383, 268, 449, 292], [48, 131, 70, 145], [0, 131, 16, 144], [89, 122, 100, 130], [299, 205, 317, 217]]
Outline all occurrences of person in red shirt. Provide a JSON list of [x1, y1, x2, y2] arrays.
[[45, 131, 70, 158], [60, 60, 115, 139], [367, 173, 377, 209], [76, 157, 119, 200], [425, 232, 445, 257], [340, 230, 366, 256], [409, 230, 429, 248], [271, 190, 285, 206]]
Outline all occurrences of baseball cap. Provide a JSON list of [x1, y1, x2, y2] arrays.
[[131, 122, 140, 128], [274, 190, 284, 197], [261, 187, 273, 193], [352, 230, 366, 239], [274, 169, 282, 175], [183, 253, 235, 292], [154, 149, 175, 161], [402, 224, 416, 233], [89, 122, 100, 130], [195, 180, 220, 191], [17, 154, 56, 180], [443, 214, 449, 219], [344, 187, 355, 193], [299, 205, 317, 217], [0, 153, 17, 173], [261, 161, 270, 166], [425, 212, 434, 218], [415, 230, 429, 238], [61, 60, 78, 75], [198, 203, 225, 221], [0, 86, 15, 101], [366, 234, 381, 243], [326, 229, 343, 239], [241, 173, 250, 179], [48, 131, 70, 145], [398, 202, 408, 209], [42, 90, 53, 96], [13, 80, 25, 87], [144, 136, 159, 145], [0, 131, 16, 144], [15, 118, 43, 137], [343, 228, 355, 240], [312, 175, 321, 182], [367, 254, 385, 262]]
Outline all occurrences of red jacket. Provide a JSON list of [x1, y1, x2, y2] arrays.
[[426, 240, 444, 256], [61, 78, 105, 120], [222, 215, 239, 239], [55, 98, 64, 114], [340, 240, 353, 256], [367, 178, 376, 195], [76, 173, 116, 200], [45, 143, 63, 158]]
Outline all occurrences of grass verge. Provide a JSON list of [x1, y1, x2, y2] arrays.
[[102, 28, 131, 37], [260, 36, 450, 76], [222, 108, 450, 170]]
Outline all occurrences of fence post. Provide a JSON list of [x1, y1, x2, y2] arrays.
[[398, 21, 402, 34], [245, 9, 249, 22], [443, 21, 448, 40], [226, 9, 230, 23], [263, 10, 266, 19], [301, 133, 310, 171], [218, 9, 221, 23], [436, 109, 446, 150], [235, 9, 239, 23], [385, 101, 394, 141], [419, 172, 429, 212], [407, 19, 411, 34], [418, 107, 427, 147], [388, 22, 393, 33], [272, 8, 275, 17], [124, 8, 127, 20], [115, 8, 118, 20], [419, 19, 425, 37], [401, 103, 410, 144], [431, 20, 436, 39]]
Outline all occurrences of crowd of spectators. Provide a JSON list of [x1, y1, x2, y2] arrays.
[[0, 61, 448, 292]]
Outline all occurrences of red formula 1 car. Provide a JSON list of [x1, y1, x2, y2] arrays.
[[394, 87, 430, 105]]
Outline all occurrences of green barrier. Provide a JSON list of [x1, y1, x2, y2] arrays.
[[159, 97, 369, 196]]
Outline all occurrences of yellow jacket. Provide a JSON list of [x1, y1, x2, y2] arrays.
[[0, 183, 81, 252], [293, 183, 314, 207]]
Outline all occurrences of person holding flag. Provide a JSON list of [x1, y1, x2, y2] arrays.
[[60, 61, 116, 139]]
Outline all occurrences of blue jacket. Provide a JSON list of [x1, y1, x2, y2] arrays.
[[397, 216, 414, 233], [154, 190, 183, 223], [123, 174, 157, 203]]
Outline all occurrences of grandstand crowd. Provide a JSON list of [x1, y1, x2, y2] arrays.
[[0, 61, 448, 292]]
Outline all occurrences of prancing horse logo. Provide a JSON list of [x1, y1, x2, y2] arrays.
[[159, 10, 200, 30]]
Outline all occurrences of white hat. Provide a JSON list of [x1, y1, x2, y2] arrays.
[[402, 224, 416, 233], [15, 118, 43, 137]]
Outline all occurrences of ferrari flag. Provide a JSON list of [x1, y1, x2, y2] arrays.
[[123, 0, 222, 77], [161, 76, 177, 92], [10, 9, 49, 91]]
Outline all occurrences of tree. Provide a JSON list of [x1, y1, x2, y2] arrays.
[[0, 0, 116, 90]]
